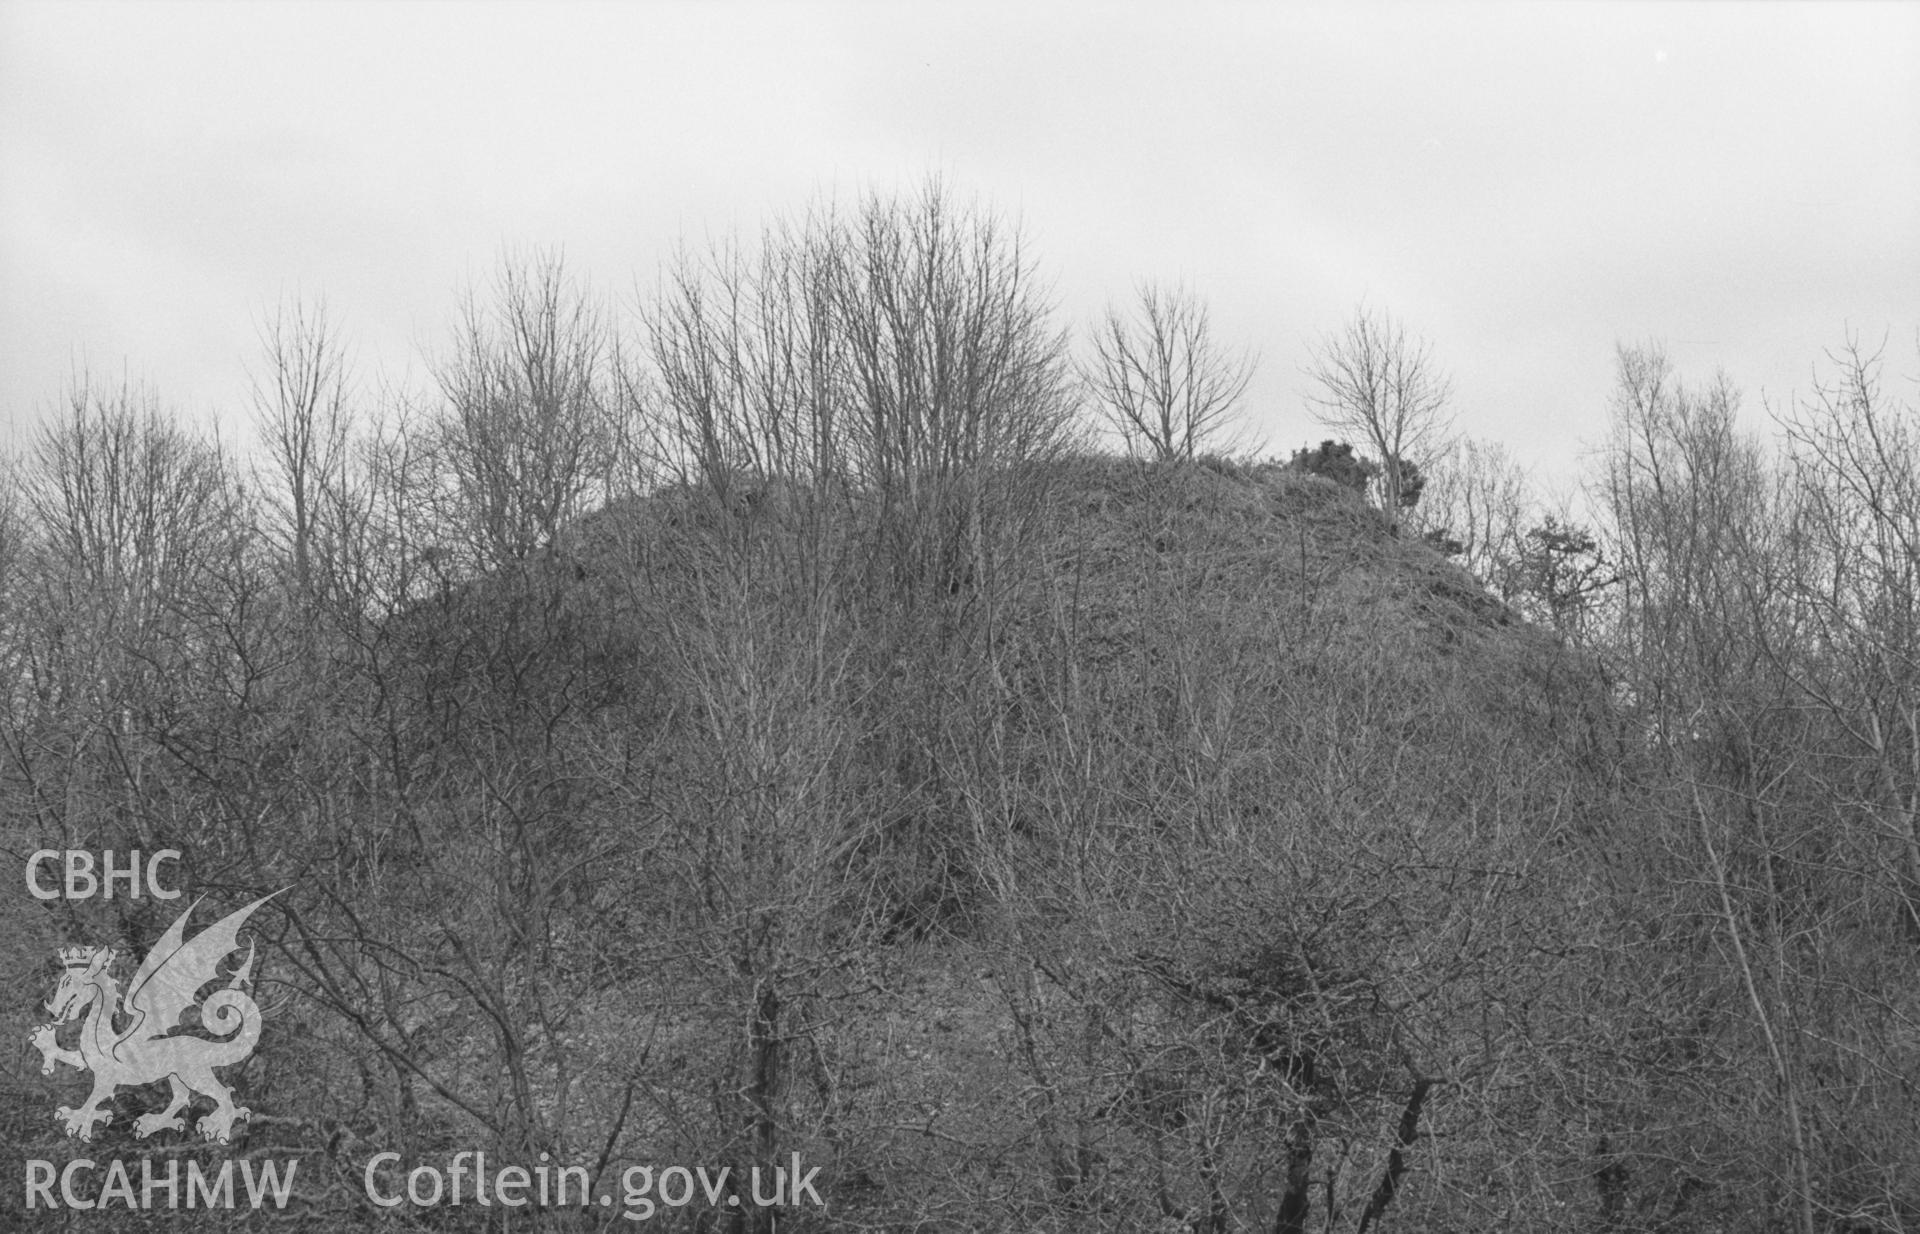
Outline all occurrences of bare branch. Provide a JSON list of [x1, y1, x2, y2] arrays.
[[1082, 281, 1255, 461], [248, 295, 353, 594], [1304, 305, 1454, 530], [433, 249, 616, 569]]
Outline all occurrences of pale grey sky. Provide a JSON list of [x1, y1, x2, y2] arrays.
[[3, 1, 1916, 492]]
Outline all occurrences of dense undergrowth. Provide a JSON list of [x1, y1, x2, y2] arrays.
[[4, 188, 1917, 1231], [10, 452, 1907, 1232]]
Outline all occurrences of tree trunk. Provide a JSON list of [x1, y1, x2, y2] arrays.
[[1272, 1114, 1315, 1234], [1354, 1079, 1433, 1234]]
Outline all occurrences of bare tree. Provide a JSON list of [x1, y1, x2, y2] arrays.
[[1083, 281, 1255, 461], [1588, 340, 1840, 1231], [834, 181, 1079, 486], [249, 295, 353, 594], [0, 453, 26, 737], [1305, 305, 1454, 531], [833, 182, 1079, 600], [1410, 435, 1535, 587], [434, 248, 615, 569], [23, 370, 236, 615], [1596, 341, 1774, 739], [644, 215, 848, 500], [8, 368, 248, 870], [1776, 332, 1920, 926], [0, 453, 19, 600]]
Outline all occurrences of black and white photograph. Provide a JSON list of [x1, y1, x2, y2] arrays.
[[3, 3, 1918, 1230]]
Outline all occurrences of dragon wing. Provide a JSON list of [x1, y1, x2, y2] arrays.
[[123, 890, 283, 1037]]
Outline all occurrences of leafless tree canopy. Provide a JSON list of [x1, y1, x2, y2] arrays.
[[1410, 435, 1534, 585], [24, 371, 236, 609], [646, 182, 1078, 499], [249, 296, 353, 595], [642, 183, 1079, 603], [434, 249, 617, 569], [1305, 304, 1454, 528], [1083, 281, 1255, 461]]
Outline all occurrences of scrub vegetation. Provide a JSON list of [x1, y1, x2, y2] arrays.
[[4, 182, 1918, 1232]]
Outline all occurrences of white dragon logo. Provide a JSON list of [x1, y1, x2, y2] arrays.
[[28, 891, 280, 1144]]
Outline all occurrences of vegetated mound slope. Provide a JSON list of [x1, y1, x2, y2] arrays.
[[1002, 454, 1607, 831], [497, 455, 1623, 1229], [541, 453, 1610, 891], [574, 450, 1590, 769], [1032, 453, 1560, 703], [201, 454, 1623, 1231], [5, 447, 1885, 1231]]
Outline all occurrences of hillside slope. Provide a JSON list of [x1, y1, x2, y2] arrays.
[[6, 455, 1770, 1234], [507, 456, 1632, 1231]]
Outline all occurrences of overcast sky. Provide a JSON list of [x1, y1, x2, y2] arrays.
[[3, 2, 1915, 495]]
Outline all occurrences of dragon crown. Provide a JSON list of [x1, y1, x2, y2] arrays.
[[57, 944, 112, 969]]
